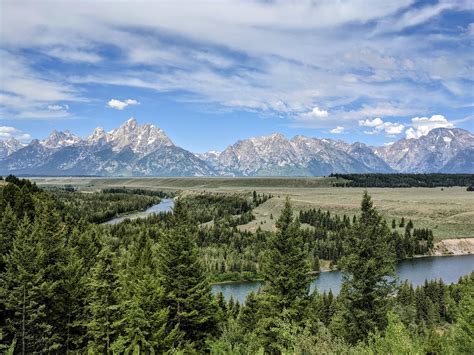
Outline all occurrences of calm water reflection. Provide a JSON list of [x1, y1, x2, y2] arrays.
[[212, 254, 474, 303], [102, 198, 174, 225]]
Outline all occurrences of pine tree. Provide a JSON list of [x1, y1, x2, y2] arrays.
[[261, 197, 310, 310], [31, 200, 69, 349], [0, 215, 55, 353], [0, 205, 17, 272], [112, 232, 175, 353], [86, 246, 120, 353], [238, 291, 259, 334], [257, 197, 311, 352], [157, 200, 218, 350], [338, 191, 396, 344]]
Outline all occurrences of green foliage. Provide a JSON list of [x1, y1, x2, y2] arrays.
[[331, 173, 474, 187], [337, 191, 397, 343], [0, 176, 472, 354], [51, 189, 163, 223], [157, 200, 218, 350]]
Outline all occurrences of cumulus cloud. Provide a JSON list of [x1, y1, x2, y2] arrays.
[[297, 107, 329, 121], [0, 126, 31, 141], [359, 117, 404, 136], [405, 114, 454, 139], [330, 126, 345, 134], [107, 99, 139, 110]]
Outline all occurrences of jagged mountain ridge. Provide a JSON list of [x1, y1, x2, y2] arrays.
[[212, 134, 393, 176], [0, 138, 24, 159], [0, 118, 215, 176], [374, 128, 474, 173], [0, 120, 472, 176]]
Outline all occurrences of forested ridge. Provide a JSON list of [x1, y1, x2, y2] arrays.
[[331, 173, 474, 187], [0, 176, 472, 353]]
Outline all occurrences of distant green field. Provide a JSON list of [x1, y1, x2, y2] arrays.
[[31, 177, 474, 240], [31, 176, 343, 189]]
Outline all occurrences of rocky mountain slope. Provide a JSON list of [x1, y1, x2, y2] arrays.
[[0, 120, 472, 176], [374, 128, 474, 173], [0, 118, 215, 176], [211, 134, 393, 176], [0, 138, 24, 159]]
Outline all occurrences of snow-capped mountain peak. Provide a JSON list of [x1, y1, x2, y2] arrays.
[[41, 129, 82, 149], [87, 127, 109, 146], [0, 137, 25, 158], [1, 123, 472, 176]]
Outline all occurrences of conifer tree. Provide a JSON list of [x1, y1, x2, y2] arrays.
[[261, 197, 310, 310], [86, 246, 120, 353], [0, 205, 17, 272], [0, 216, 56, 353], [157, 200, 217, 350], [257, 197, 311, 352], [113, 232, 175, 353], [338, 191, 396, 343]]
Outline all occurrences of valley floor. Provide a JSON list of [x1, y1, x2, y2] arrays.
[[31, 177, 474, 240]]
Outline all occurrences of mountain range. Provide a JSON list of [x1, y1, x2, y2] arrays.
[[1, 118, 473, 176]]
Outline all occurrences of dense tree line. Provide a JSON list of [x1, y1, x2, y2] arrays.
[[0, 177, 472, 353], [179, 192, 271, 227], [101, 187, 170, 197], [49, 189, 164, 224], [331, 173, 474, 187]]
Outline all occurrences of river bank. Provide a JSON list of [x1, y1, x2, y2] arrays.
[[433, 238, 474, 255], [212, 254, 474, 302], [101, 198, 175, 225]]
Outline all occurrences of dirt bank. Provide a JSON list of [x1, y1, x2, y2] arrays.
[[433, 238, 474, 256]]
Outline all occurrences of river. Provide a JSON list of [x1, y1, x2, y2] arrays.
[[102, 198, 175, 225], [101, 204, 473, 304], [212, 254, 474, 303]]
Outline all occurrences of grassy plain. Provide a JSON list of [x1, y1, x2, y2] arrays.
[[31, 177, 474, 240]]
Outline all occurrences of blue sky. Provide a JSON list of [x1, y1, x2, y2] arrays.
[[0, 0, 473, 152]]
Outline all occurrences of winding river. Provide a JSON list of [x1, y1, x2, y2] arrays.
[[101, 202, 473, 304], [102, 198, 175, 225], [212, 254, 474, 303]]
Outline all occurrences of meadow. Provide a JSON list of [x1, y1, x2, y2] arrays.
[[31, 177, 474, 240]]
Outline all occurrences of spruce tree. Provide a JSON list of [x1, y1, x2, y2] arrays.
[[257, 197, 311, 352], [86, 246, 120, 353], [0, 215, 55, 353], [338, 191, 396, 344], [112, 232, 175, 353], [261, 197, 310, 311], [157, 200, 217, 350], [0, 205, 17, 272]]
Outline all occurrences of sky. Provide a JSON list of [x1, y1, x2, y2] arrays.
[[0, 0, 473, 153]]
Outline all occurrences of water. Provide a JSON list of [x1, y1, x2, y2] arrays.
[[102, 198, 175, 225], [212, 254, 474, 303]]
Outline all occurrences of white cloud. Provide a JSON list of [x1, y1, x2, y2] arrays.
[[0, 50, 81, 119], [0, 126, 31, 141], [330, 126, 345, 134], [46, 47, 102, 63], [405, 114, 454, 139], [0, 0, 471, 130], [107, 99, 139, 110], [48, 104, 69, 111], [359, 117, 405, 136], [297, 107, 329, 121]]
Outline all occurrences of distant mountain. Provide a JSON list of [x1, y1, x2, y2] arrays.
[[374, 128, 474, 173], [0, 138, 24, 159], [1, 120, 473, 176], [205, 134, 393, 176], [0, 118, 214, 176]]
